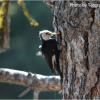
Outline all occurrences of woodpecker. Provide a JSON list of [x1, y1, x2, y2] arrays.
[[39, 30, 62, 81]]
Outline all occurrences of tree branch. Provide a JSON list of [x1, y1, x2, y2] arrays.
[[0, 68, 61, 92]]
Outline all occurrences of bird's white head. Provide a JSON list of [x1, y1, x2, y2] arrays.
[[39, 30, 56, 41]]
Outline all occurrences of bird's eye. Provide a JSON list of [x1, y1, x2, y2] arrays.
[[46, 33, 49, 35]]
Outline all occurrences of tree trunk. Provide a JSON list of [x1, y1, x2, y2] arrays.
[[44, 0, 100, 99]]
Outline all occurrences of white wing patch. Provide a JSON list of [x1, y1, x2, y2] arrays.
[[36, 51, 42, 56]]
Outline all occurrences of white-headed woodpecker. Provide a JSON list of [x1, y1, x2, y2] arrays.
[[39, 30, 62, 82]]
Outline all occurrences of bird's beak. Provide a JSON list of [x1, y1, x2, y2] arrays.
[[51, 32, 57, 36]]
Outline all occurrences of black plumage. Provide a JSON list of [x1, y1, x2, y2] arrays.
[[41, 39, 62, 80], [39, 30, 63, 83]]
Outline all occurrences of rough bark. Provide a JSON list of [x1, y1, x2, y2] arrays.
[[0, 68, 60, 91], [0, 68, 61, 99], [44, 0, 100, 99], [0, 68, 60, 98]]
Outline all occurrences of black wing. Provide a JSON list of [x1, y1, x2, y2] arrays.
[[41, 39, 58, 73]]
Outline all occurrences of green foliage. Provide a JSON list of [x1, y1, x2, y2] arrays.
[[0, 0, 9, 29], [18, 0, 39, 27]]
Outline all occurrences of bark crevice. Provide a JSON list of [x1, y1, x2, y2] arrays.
[[44, 0, 100, 99]]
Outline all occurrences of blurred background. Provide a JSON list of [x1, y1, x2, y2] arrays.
[[0, 1, 61, 99]]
